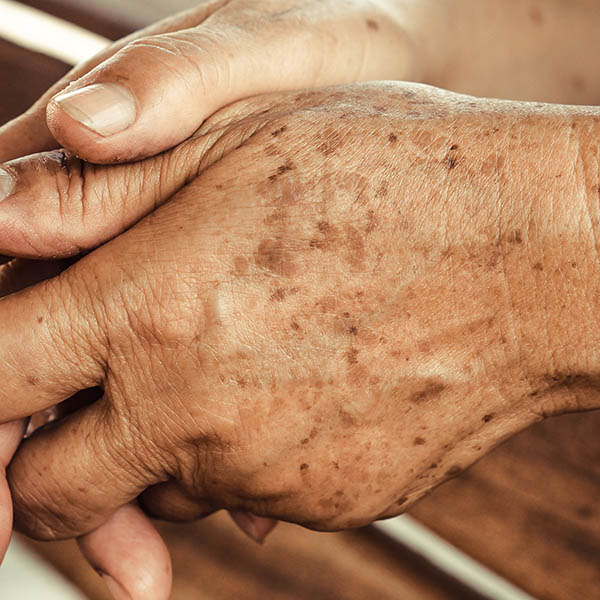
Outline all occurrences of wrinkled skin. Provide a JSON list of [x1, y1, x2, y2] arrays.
[[2, 82, 600, 540]]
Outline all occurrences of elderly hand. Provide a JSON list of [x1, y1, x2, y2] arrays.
[[0, 0, 425, 166], [0, 82, 598, 541]]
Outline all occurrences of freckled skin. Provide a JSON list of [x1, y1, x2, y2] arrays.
[[10, 82, 600, 541]]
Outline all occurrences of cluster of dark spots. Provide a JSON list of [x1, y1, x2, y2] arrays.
[[271, 125, 287, 137], [269, 162, 294, 181], [446, 465, 462, 478], [366, 19, 379, 31], [375, 181, 389, 199], [270, 287, 299, 302], [413, 437, 426, 446], [482, 413, 494, 423], [507, 229, 523, 244], [317, 128, 345, 156], [365, 209, 377, 234], [346, 348, 359, 364], [533, 262, 544, 271], [388, 133, 398, 144], [410, 382, 446, 404], [529, 6, 544, 25], [300, 463, 309, 471]]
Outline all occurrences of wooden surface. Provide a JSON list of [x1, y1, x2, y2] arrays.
[[2, 3, 600, 599]]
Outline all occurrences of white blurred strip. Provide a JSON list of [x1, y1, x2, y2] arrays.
[[375, 516, 538, 600], [0, 0, 109, 65], [0, 536, 87, 599]]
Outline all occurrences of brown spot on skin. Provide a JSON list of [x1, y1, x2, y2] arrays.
[[291, 321, 301, 332], [446, 154, 458, 169], [317, 129, 345, 156], [396, 496, 408, 507], [332, 461, 340, 470], [533, 262, 544, 271], [269, 162, 294, 181], [300, 463, 309, 471], [482, 414, 494, 423], [301, 438, 309, 445], [366, 19, 379, 31], [27, 376, 39, 386], [348, 325, 358, 336], [571, 76, 586, 92], [255, 238, 297, 277], [446, 465, 462, 478], [388, 133, 398, 144], [339, 408, 356, 427], [37, 316, 43, 324], [271, 288, 287, 302], [375, 181, 389, 198], [310, 428, 318, 439], [528, 7, 543, 25], [271, 125, 287, 137], [409, 382, 446, 404], [233, 256, 248, 276], [508, 230, 523, 244], [450, 144, 459, 151], [344, 225, 366, 269], [413, 437, 426, 446], [346, 348, 359, 365]]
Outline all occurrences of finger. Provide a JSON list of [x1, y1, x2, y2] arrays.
[[9, 398, 154, 540], [0, 265, 106, 421], [0, 421, 26, 562], [0, 116, 245, 258], [46, 0, 409, 164], [140, 483, 277, 544], [139, 480, 215, 522], [78, 503, 172, 600], [0, 3, 218, 163], [228, 511, 279, 544]]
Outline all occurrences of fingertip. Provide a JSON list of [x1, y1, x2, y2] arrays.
[[78, 504, 172, 600]]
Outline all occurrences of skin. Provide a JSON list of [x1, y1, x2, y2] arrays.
[[0, 82, 599, 542], [2, 0, 600, 597]]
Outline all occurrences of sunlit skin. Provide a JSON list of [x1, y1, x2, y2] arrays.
[[2, 1, 600, 599]]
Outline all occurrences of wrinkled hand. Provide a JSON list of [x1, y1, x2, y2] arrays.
[[0, 0, 420, 165], [1, 82, 598, 540]]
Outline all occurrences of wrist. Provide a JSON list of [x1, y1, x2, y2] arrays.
[[508, 110, 600, 415]]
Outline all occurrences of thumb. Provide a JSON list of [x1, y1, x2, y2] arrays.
[[46, 0, 411, 164]]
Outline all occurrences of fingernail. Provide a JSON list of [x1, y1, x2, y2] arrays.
[[54, 83, 137, 137], [229, 510, 277, 544], [0, 168, 15, 202], [101, 574, 131, 600]]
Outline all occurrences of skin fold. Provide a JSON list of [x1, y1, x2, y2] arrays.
[[2, 1, 600, 598], [0, 82, 599, 541]]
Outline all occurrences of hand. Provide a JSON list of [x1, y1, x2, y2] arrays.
[[0, 0, 422, 165], [1, 82, 599, 540], [0, 260, 172, 599]]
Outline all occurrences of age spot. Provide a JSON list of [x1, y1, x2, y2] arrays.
[[410, 382, 446, 404], [255, 238, 298, 277], [388, 133, 398, 144], [366, 19, 379, 31], [413, 437, 426, 446], [482, 413, 494, 423]]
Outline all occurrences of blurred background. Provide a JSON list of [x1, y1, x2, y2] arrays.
[[1, 1, 600, 598]]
